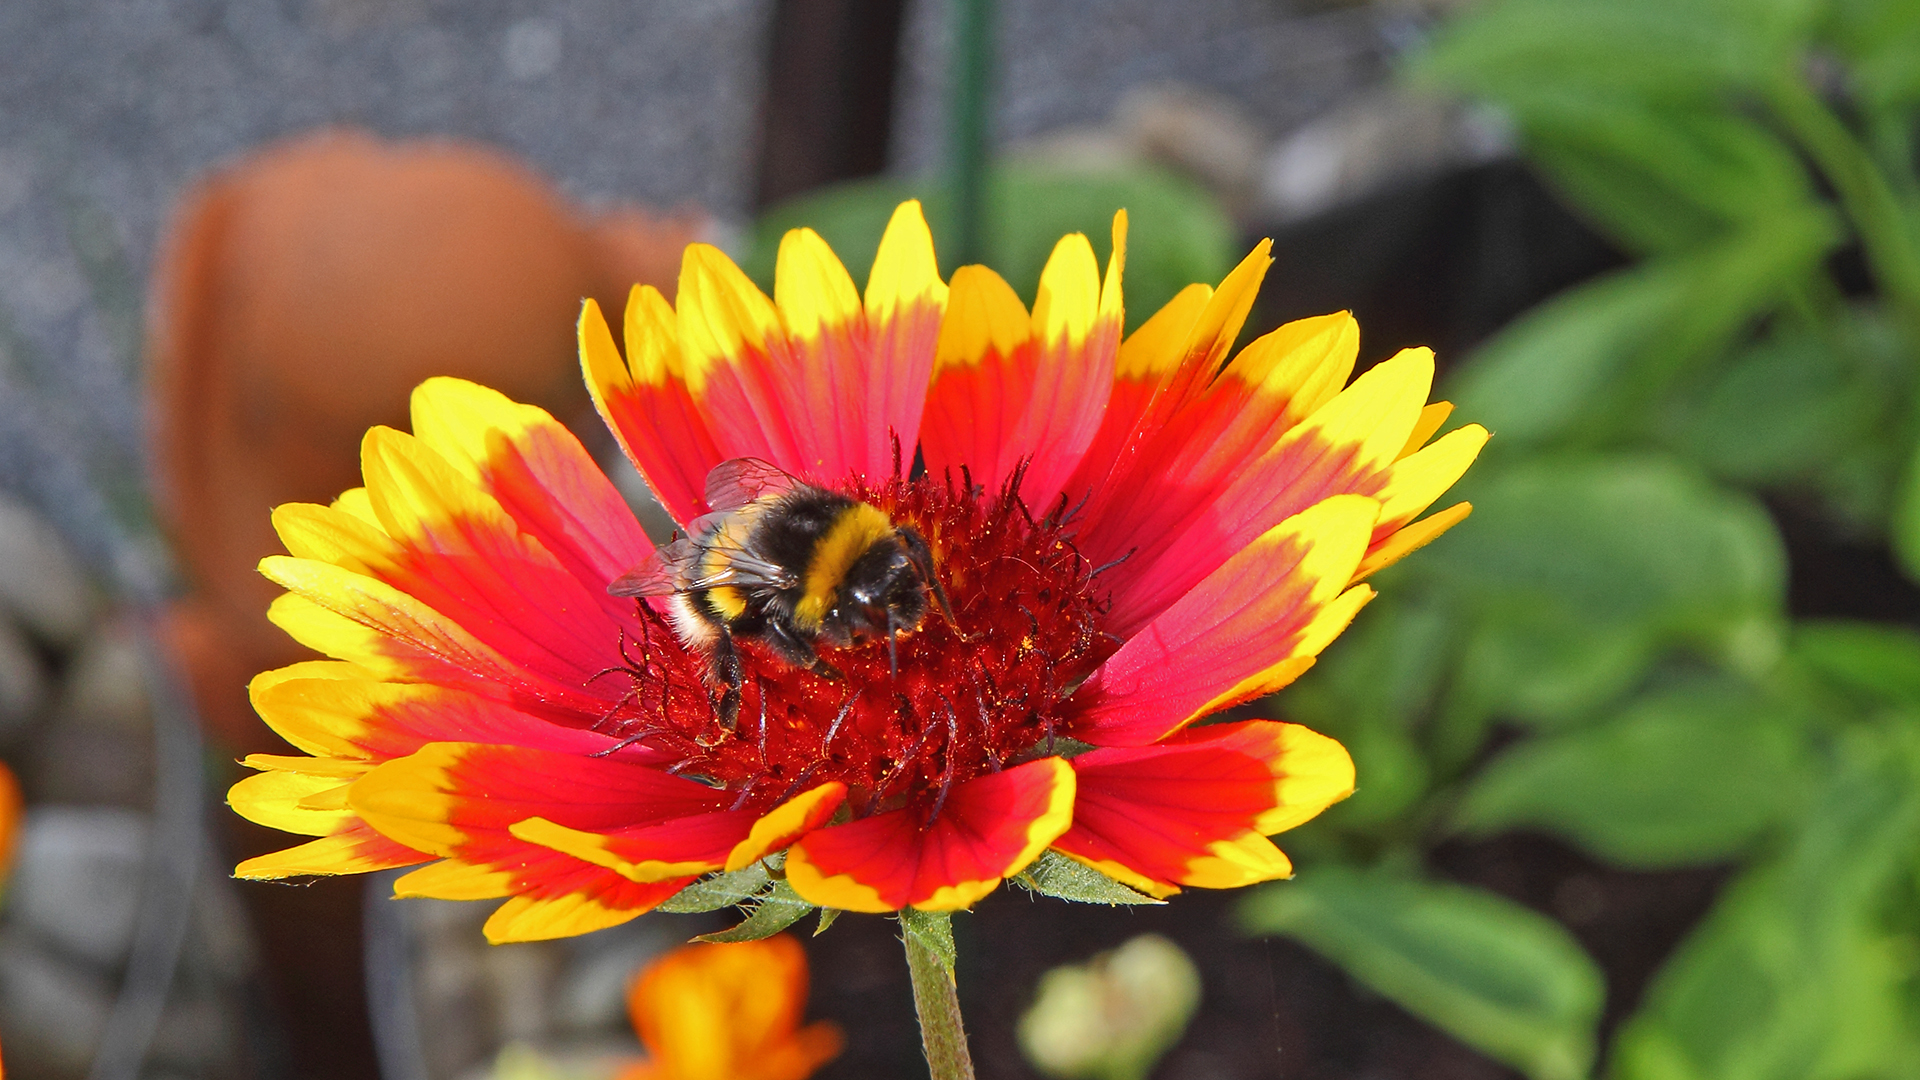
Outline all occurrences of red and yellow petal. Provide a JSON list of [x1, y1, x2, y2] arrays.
[[499, 779, 853, 887], [1102, 345, 1436, 634], [358, 425, 636, 677], [1069, 494, 1379, 747], [348, 742, 727, 941], [1052, 721, 1353, 897], [581, 290, 723, 524], [921, 215, 1125, 506], [260, 559, 614, 720], [726, 782, 849, 870], [247, 664, 664, 765], [348, 742, 727, 860], [1075, 310, 1361, 614], [235, 824, 429, 880], [591, 205, 945, 498], [1357, 421, 1488, 575], [1068, 240, 1272, 505], [230, 758, 431, 880], [784, 758, 1075, 913], [510, 812, 752, 883], [407, 376, 654, 590], [1067, 282, 1212, 491], [860, 201, 949, 470]]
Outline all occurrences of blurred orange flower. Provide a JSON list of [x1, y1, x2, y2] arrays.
[[0, 759, 20, 885], [620, 936, 842, 1080], [0, 759, 16, 1079], [147, 128, 700, 751]]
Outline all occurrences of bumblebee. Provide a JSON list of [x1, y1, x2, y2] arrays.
[[609, 458, 961, 725]]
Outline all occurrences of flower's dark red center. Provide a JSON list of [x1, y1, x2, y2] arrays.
[[599, 472, 1114, 819]]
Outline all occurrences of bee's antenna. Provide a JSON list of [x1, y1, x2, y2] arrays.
[[898, 525, 973, 641], [887, 613, 901, 681]]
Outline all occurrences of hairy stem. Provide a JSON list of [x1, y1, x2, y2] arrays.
[[902, 911, 976, 1080]]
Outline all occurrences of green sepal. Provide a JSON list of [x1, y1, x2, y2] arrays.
[[657, 863, 773, 914], [898, 907, 957, 973], [693, 879, 814, 943], [1013, 850, 1164, 905], [814, 907, 843, 936]]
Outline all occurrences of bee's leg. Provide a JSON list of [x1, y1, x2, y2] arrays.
[[765, 622, 843, 682], [898, 526, 972, 641], [708, 631, 743, 729]]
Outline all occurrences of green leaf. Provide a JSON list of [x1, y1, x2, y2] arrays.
[[1241, 867, 1605, 1080], [1887, 435, 1920, 583], [1452, 679, 1814, 866], [1824, 0, 1920, 111], [1427, 455, 1786, 729], [1413, 0, 1815, 104], [898, 907, 957, 973], [1793, 619, 1920, 706], [657, 863, 773, 914], [1451, 209, 1838, 450], [693, 880, 814, 943], [1530, 104, 1814, 255], [1609, 725, 1920, 1080], [1449, 264, 1682, 447], [1013, 851, 1164, 906], [745, 164, 1236, 334]]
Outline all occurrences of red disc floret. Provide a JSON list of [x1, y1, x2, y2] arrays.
[[597, 470, 1114, 822]]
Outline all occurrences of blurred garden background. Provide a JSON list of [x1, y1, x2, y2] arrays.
[[3, 0, 1920, 1079]]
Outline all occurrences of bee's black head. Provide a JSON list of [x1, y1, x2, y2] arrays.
[[828, 537, 930, 644]]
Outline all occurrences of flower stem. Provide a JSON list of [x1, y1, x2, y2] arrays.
[[901, 910, 976, 1080]]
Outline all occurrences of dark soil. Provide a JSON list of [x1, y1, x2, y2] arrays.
[[805, 835, 1728, 1080]]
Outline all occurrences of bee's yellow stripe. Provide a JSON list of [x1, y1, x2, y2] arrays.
[[706, 585, 747, 619], [795, 504, 895, 629]]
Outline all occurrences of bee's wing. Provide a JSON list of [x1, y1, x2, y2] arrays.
[[704, 457, 806, 513], [689, 528, 800, 591], [607, 537, 698, 597]]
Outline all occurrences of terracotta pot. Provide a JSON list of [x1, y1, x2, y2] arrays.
[[149, 128, 700, 749]]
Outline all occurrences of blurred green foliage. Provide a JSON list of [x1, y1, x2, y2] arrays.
[[1239, 1, 1920, 1077]]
